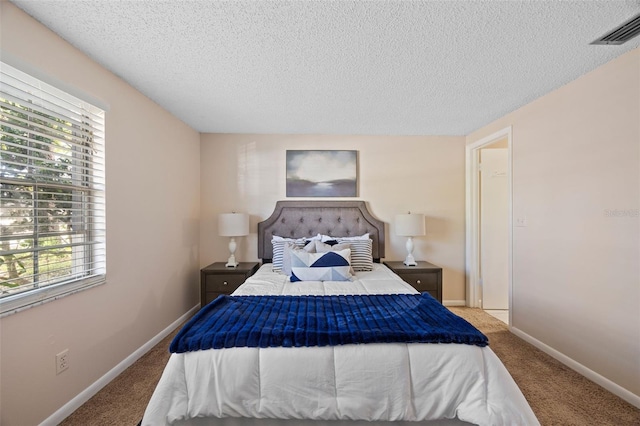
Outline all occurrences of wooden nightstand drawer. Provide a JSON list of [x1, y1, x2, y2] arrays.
[[398, 272, 438, 291], [205, 274, 245, 292], [383, 261, 443, 303], [200, 262, 260, 308]]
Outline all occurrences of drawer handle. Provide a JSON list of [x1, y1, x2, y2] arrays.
[[223, 281, 228, 286], [416, 280, 421, 284]]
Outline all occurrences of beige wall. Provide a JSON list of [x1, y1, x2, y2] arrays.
[[200, 134, 467, 302], [468, 48, 640, 398], [2, 0, 637, 422], [0, 3, 201, 425]]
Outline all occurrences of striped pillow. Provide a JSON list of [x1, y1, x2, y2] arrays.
[[336, 237, 373, 271], [290, 249, 352, 282]]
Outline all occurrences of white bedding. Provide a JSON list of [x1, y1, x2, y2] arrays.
[[142, 264, 538, 426]]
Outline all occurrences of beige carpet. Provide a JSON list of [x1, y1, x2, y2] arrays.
[[60, 307, 639, 426]]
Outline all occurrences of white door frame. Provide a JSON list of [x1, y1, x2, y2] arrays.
[[465, 127, 513, 320]]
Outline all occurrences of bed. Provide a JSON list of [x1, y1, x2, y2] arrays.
[[142, 201, 538, 426]]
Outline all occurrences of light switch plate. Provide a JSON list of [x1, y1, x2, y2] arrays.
[[515, 217, 528, 227]]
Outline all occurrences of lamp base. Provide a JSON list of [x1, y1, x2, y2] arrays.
[[226, 237, 239, 267], [225, 257, 239, 268], [403, 236, 417, 266], [403, 254, 417, 266]]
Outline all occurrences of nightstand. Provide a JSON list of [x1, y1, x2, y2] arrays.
[[200, 262, 259, 307], [383, 261, 442, 303]]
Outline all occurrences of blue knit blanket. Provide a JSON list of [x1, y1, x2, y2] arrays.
[[170, 293, 488, 353]]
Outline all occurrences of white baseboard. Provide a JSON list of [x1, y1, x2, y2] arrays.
[[510, 326, 640, 409], [40, 304, 200, 426], [443, 299, 466, 306]]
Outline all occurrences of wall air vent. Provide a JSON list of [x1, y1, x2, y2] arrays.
[[591, 12, 640, 45]]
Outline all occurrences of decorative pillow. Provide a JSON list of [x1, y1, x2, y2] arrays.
[[336, 237, 373, 271], [282, 242, 317, 276], [314, 240, 354, 273], [271, 234, 321, 272], [290, 249, 352, 282]]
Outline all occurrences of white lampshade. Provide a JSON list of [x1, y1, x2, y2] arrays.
[[395, 213, 425, 237], [218, 213, 249, 237]]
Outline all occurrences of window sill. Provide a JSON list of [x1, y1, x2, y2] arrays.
[[0, 275, 106, 317]]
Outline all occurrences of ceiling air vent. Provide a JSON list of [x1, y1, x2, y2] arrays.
[[591, 12, 640, 45]]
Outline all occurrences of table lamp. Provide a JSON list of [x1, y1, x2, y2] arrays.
[[218, 212, 250, 267], [395, 212, 425, 266]]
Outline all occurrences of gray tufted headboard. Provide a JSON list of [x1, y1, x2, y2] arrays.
[[257, 200, 385, 263]]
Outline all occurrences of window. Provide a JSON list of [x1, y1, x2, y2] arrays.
[[0, 62, 105, 316]]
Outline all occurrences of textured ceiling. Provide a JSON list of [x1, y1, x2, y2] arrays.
[[10, 0, 640, 136]]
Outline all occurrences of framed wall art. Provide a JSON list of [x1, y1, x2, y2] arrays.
[[286, 150, 358, 197]]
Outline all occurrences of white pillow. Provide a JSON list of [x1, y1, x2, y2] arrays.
[[321, 233, 369, 242]]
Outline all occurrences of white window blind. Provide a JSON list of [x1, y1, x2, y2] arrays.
[[0, 62, 106, 316]]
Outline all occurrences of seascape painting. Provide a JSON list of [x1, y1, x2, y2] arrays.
[[286, 150, 358, 197]]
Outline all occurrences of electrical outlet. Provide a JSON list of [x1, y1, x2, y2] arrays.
[[56, 349, 69, 374]]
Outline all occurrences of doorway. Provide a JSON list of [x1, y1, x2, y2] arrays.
[[465, 127, 512, 325]]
